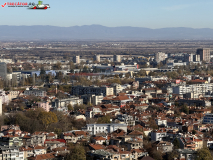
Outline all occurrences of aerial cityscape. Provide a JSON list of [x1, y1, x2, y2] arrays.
[[2, 0, 213, 160]]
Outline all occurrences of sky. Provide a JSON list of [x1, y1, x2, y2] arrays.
[[0, 0, 213, 28]]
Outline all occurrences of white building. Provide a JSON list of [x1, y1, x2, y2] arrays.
[[151, 129, 167, 141], [83, 123, 127, 135], [173, 83, 213, 95], [155, 118, 167, 127], [0, 146, 24, 160]]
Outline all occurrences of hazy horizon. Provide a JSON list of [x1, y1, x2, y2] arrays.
[[1, 0, 213, 29]]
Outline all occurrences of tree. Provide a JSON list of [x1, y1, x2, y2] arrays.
[[151, 150, 163, 160], [181, 104, 189, 115], [40, 66, 46, 75], [196, 147, 213, 160], [67, 104, 73, 111], [53, 62, 62, 70], [173, 138, 180, 149], [65, 144, 86, 160], [192, 130, 197, 135], [167, 150, 178, 160], [38, 111, 58, 129], [97, 115, 111, 124]]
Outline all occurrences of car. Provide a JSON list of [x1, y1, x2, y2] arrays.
[[29, 3, 50, 9]]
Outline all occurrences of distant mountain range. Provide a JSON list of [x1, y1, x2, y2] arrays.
[[1, 25, 213, 40]]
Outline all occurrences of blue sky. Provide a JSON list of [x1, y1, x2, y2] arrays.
[[1, 0, 213, 28]]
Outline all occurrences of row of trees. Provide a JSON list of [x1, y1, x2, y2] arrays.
[[2, 108, 86, 135]]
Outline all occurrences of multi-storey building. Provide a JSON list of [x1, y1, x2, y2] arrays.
[[173, 83, 213, 96], [71, 85, 114, 97], [197, 48, 210, 62], [83, 123, 127, 135], [203, 113, 213, 124], [73, 56, 80, 64], [23, 88, 46, 97], [155, 52, 166, 63], [114, 55, 121, 62], [0, 62, 7, 80], [0, 146, 24, 160], [94, 55, 100, 62]]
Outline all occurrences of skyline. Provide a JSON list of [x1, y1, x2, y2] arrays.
[[1, 0, 213, 28]]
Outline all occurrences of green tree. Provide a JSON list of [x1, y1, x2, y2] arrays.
[[40, 66, 46, 75], [192, 130, 197, 135], [65, 144, 86, 160], [67, 104, 74, 111], [53, 62, 62, 70], [173, 138, 180, 149], [181, 104, 189, 114], [196, 147, 213, 160], [97, 115, 111, 124]]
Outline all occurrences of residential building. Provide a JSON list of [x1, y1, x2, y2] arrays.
[[0, 62, 7, 79], [0, 135, 23, 147], [71, 85, 114, 97], [176, 149, 196, 160], [0, 146, 24, 160], [52, 97, 83, 108], [44, 139, 66, 150], [30, 132, 47, 146], [19, 146, 46, 159], [155, 52, 166, 63], [83, 124, 127, 135], [197, 48, 210, 62], [114, 55, 121, 62], [23, 87, 46, 97], [81, 94, 103, 105], [94, 55, 101, 62], [73, 56, 80, 64], [154, 141, 173, 153], [151, 128, 167, 141], [203, 113, 213, 124], [37, 101, 51, 112]]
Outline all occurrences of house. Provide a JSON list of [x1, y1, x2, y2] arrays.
[[19, 146, 46, 159], [117, 114, 135, 126], [61, 132, 78, 143], [30, 132, 47, 146], [88, 143, 105, 150], [87, 149, 118, 160], [0, 146, 24, 160], [130, 149, 149, 160], [0, 135, 23, 147], [92, 136, 106, 144], [151, 128, 167, 141], [126, 140, 143, 151], [176, 149, 196, 160], [176, 136, 203, 151], [46, 132, 57, 140], [153, 141, 173, 153], [44, 139, 66, 150], [155, 117, 167, 127], [27, 152, 63, 160], [128, 130, 143, 139]]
